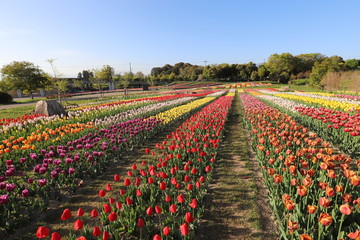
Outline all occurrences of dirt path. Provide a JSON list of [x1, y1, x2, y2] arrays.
[[197, 95, 278, 240]]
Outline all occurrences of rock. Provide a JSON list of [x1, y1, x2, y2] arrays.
[[279, 86, 291, 92], [35, 100, 66, 116]]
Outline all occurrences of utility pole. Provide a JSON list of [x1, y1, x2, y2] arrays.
[[204, 60, 208, 67], [129, 62, 132, 73]]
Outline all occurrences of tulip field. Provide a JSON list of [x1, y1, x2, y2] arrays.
[[1, 87, 360, 240]]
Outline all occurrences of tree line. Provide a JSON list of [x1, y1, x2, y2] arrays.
[[0, 53, 359, 99], [150, 53, 360, 87], [0, 62, 147, 100]]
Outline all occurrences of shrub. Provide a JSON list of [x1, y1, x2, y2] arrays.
[[0, 92, 13, 104]]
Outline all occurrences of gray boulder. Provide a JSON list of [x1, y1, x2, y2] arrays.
[[279, 86, 291, 92], [35, 100, 66, 116]]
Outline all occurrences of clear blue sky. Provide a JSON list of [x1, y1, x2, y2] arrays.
[[1, 0, 359, 77]]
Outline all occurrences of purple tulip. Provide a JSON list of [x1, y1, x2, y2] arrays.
[[0, 182, 6, 190], [28, 178, 34, 184], [0, 195, 9, 204], [51, 171, 59, 178], [68, 168, 75, 174], [6, 183, 16, 192], [19, 157, 26, 164], [22, 189, 29, 197], [39, 167, 47, 174], [38, 179, 47, 186]]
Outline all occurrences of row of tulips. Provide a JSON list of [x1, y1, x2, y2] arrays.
[[254, 93, 360, 158], [0, 93, 216, 163], [0, 92, 215, 135], [265, 91, 360, 112], [34, 92, 234, 240], [0, 92, 219, 232], [240, 93, 360, 240]]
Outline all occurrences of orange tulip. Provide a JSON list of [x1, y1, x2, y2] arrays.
[[297, 185, 307, 196], [325, 187, 335, 197], [319, 197, 331, 208], [318, 212, 332, 226], [307, 205, 318, 214], [300, 234, 313, 240], [340, 204, 353, 215]]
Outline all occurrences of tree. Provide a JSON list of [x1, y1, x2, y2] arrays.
[[266, 53, 301, 83], [120, 72, 133, 89], [308, 56, 344, 88], [46, 59, 69, 103], [296, 53, 326, 73], [344, 59, 359, 70], [134, 71, 145, 81], [91, 65, 114, 98], [257, 64, 269, 81], [0, 61, 49, 99]]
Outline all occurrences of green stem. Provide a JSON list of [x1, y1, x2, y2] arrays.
[[337, 214, 345, 239]]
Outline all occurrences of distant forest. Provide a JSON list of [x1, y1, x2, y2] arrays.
[[150, 53, 360, 88]]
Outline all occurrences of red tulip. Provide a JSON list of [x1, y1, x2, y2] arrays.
[[103, 230, 110, 240], [165, 195, 171, 202], [146, 206, 153, 215], [153, 235, 162, 240], [185, 212, 194, 223], [190, 198, 198, 208], [113, 174, 120, 181], [136, 189, 142, 196], [163, 226, 171, 236], [74, 219, 84, 230], [61, 208, 72, 220], [108, 212, 117, 221], [155, 205, 162, 214], [124, 178, 131, 186], [77, 208, 85, 217], [126, 197, 133, 205], [177, 194, 185, 203], [180, 223, 189, 236], [116, 202, 122, 210], [137, 218, 145, 228], [169, 204, 177, 213], [148, 177, 154, 184], [98, 190, 106, 197], [36, 226, 50, 239], [159, 181, 166, 190], [77, 237, 86, 240], [90, 209, 99, 217], [103, 204, 111, 213], [106, 184, 112, 191], [93, 226, 101, 236], [51, 232, 61, 240], [109, 197, 115, 204]]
